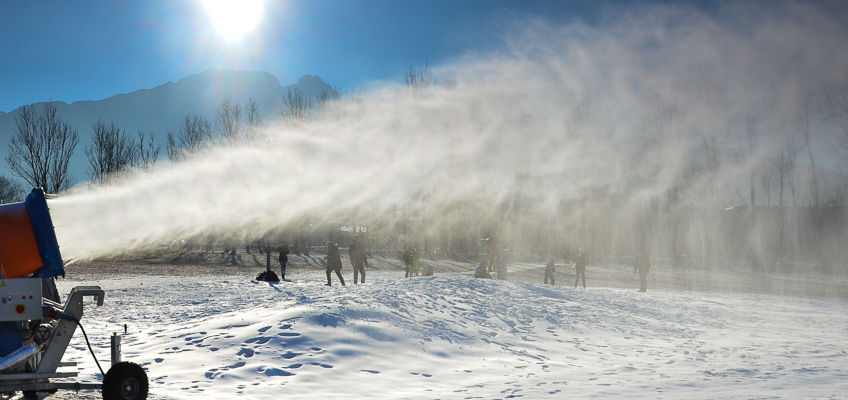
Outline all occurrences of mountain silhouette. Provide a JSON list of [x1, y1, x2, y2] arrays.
[[0, 69, 336, 186]]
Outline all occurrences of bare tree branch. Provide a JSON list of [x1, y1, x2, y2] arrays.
[[215, 97, 242, 146], [84, 119, 137, 184], [136, 131, 160, 171], [167, 114, 213, 161], [246, 98, 261, 143], [280, 87, 313, 126], [0, 175, 25, 204], [5, 102, 79, 193]]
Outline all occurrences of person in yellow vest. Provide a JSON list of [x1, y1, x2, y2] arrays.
[[402, 244, 414, 278], [409, 249, 420, 277]]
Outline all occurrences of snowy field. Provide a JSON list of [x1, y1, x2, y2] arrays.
[[16, 254, 848, 399]]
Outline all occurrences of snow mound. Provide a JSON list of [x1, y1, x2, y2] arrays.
[[54, 271, 848, 399]]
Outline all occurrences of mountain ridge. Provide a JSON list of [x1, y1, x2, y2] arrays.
[[0, 69, 336, 186]]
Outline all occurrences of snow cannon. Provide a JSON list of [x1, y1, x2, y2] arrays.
[[0, 188, 65, 280], [0, 188, 149, 400]]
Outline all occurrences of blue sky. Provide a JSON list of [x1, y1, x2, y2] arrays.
[[0, 0, 647, 113]]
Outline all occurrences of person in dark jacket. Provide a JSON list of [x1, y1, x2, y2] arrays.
[[349, 234, 368, 284], [325, 241, 345, 286], [402, 244, 414, 278], [480, 237, 507, 272], [474, 261, 492, 279], [278, 241, 290, 280], [634, 250, 650, 292], [574, 248, 588, 289], [544, 258, 556, 285]]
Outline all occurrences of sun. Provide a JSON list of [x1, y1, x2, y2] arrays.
[[203, 0, 264, 41]]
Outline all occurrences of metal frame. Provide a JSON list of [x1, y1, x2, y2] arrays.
[[0, 285, 110, 394]]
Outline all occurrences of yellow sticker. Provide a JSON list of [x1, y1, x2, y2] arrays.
[[0, 281, 6, 287]]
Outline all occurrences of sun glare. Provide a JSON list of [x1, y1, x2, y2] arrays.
[[204, 0, 264, 41]]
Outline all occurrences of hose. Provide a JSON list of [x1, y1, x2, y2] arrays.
[[72, 316, 105, 377]]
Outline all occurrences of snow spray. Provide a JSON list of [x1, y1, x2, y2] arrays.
[[48, 2, 848, 265]]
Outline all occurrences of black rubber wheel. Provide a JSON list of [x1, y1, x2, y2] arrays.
[[22, 390, 38, 399], [102, 361, 149, 400]]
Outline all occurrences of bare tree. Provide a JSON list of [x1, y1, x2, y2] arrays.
[[136, 131, 161, 171], [246, 98, 261, 143], [785, 135, 800, 208], [167, 114, 213, 161], [280, 87, 312, 126], [5, 102, 80, 193], [166, 132, 179, 161], [84, 120, 137, 184], [0, 175, 25, 204], [316, 88, 342, 118], [769, 121, 800, 264], [798, 92, 820, 207], [696, 127, 729, 207], [772, 122, 800, 207], [215, 97, 242, 146], [741, 114, 760, 207], [404, 63, 434, 98], [759, 165, 773, 206], [820, 78, 848, 147]]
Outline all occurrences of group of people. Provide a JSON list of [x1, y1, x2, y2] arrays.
[[540, 247, 651, 292], [323, 234, 369, 286], [541, 247, 589, 288], [402, 245, 422, 277], [278, 236, 651, 292]]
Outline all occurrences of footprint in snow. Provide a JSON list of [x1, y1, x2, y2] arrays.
[[205, 362, 247, 379], [264, 368, 295, 377]]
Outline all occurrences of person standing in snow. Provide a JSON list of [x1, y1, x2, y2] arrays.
[[349, 234, 368, 284], [480, 237, 507, 272], [634, 250, 650, 292], [409, 249, 421, 277], [574, 247, 588, 288], [402, 244, 414, 278], [278, 241, 290, 280], [544, 258, 556, 285], [325, 241, 345, 286]]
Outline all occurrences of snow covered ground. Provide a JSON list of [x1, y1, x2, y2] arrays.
[[21, 256, 848, 399]]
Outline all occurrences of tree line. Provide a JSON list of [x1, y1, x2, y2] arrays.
[[0, 85, 348, 203]]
